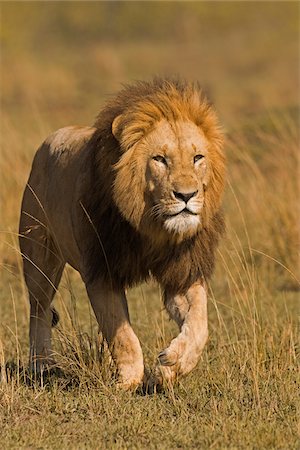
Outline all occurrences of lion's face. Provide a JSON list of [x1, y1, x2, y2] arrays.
[[144, 120, 208, 238], [113, 114, 224, 244]]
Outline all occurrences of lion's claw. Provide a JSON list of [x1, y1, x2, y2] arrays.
[[158, 350, 176, 366]]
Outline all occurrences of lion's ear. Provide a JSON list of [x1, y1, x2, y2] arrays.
[[112, 115, 123, 141]]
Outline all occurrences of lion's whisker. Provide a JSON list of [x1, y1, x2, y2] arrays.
[[146, 204, 164, 220]]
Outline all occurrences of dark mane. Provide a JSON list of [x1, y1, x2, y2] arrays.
[[80, 77, 225, 292]]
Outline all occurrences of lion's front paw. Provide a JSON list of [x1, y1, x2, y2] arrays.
[[142, 368, 172, 394], [157, 339, 186, 367], [116, 378, 143, 391], [116, 361, 144, 391], [155, 335, 205, 386]]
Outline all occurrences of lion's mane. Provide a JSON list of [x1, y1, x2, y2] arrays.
[[81, 78, 225, 293]]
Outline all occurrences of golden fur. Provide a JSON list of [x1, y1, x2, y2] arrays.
[[19, 78, 225, 388]]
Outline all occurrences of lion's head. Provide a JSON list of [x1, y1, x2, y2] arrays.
[[98, 78, 225, 244]]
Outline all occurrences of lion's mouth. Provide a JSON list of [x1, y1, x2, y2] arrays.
[[168, 208, 198, 217]]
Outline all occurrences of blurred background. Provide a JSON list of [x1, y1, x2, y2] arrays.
[[1, 2, 298, 126]]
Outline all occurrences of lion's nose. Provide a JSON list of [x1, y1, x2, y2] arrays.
[[173, 190, 198, 203]]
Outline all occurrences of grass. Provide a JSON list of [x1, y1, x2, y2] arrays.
[[0, 3, 299, 449]]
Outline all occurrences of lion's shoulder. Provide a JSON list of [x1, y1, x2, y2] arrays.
[[44, 126, 96, 156]]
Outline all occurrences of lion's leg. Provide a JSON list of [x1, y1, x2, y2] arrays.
[[20, 226, 65, 373], [86, 280, 144, 389], [164, 292, 189, 328], [156, 282, 208, 385]]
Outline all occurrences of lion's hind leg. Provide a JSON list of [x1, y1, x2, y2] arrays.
[[19, 221, 65, 374]]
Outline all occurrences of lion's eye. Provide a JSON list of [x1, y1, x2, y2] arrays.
[[194, 154, 204, 163], [153, 155, 167, 165]]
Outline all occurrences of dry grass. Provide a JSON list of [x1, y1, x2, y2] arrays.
[[0, 3, 299, 449]]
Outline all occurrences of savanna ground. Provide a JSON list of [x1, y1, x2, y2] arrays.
[[0, 3, 299, 449]]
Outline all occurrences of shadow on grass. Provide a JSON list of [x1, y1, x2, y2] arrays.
[[2, 361, 169, 396], [2, 361, 80, 390]]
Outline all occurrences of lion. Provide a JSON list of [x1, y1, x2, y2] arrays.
[[19, 77, 225, 390]]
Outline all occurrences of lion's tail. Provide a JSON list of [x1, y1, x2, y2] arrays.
[[51, 307, 60, 327]]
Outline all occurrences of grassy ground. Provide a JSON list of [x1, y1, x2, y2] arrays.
[[0, 3, 299, 449]]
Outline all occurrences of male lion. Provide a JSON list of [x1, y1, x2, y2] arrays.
[[19, 78, 225, 390]]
